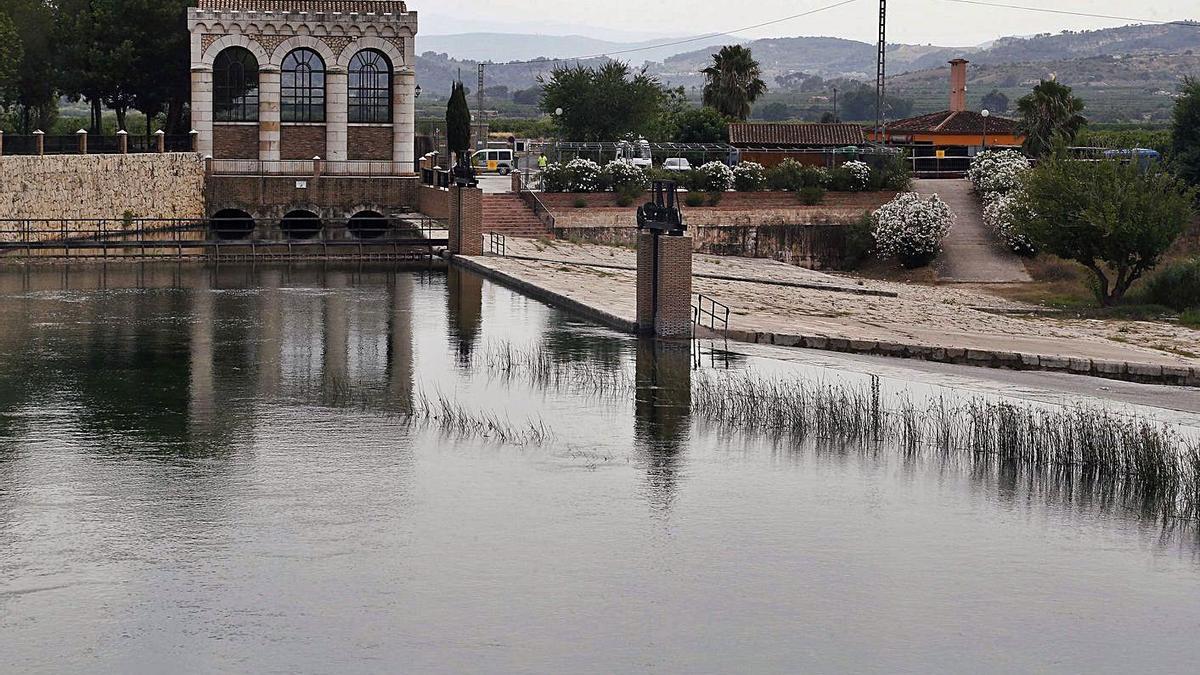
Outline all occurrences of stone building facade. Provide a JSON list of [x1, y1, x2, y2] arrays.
[[187, 0, 418, 169]]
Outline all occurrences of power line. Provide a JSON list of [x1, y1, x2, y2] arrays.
[[497, 0, 861, 67], [936, 0, 1200, 28]]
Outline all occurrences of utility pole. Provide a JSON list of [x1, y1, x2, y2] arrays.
[[477, 64, 485, 150], [875, 0, 887, 142], [833, 86, 839, 122]]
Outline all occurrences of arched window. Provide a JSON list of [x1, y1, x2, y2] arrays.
[[281, 48, 326, 123], [348, 49, 393, 124], [213, 47, 259, 122]]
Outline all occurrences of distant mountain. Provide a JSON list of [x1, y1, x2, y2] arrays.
[[417, 33, 738, 65]]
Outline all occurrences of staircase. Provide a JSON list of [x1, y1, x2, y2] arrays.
[[482, 194, 551, 239]]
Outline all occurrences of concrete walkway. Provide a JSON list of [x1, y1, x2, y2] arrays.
[[913, 179, 1032, 283]]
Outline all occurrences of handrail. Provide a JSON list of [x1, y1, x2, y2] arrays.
[[488, 232, 507, 256], [516, 172, 556, 231], [693, 293, 730, 340]]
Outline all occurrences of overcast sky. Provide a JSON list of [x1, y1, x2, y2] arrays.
[[421, 0, 1199, 47]]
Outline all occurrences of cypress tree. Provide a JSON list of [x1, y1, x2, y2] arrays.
[[446, 81, 472, 166]]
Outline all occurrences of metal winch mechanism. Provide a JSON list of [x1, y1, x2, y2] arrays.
[[636, 181, 686, 236]]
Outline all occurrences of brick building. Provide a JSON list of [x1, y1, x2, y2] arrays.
[[187, 0, 418, 169]]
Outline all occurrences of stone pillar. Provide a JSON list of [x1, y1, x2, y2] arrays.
[[155, 130, 165, 153], [117, 130, 128, 154], [77, 129, 88, 155], [394, 67, 416, 171], [325, 66, 348, 169], [0, 130, 5, 157], [33, 130, 44, 156], [636, 231, 694, 339], [259, 65, 282, 162], [190, 65, 214, 157], [448, 185, 483, 256]]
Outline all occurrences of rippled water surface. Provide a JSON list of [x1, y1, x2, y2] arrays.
[[0, 263, 1197, 674]]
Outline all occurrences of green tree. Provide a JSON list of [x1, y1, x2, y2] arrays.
[[1016, 80, 1087, 157], [539, 61, 667, 141], [6, 0, 56, 132], [839, 86, 912, 121], [446, 80, 472, 165], [1014, 157, 1196, 304], [981, 89, 1009, 114], [0, 10, 23, 109], [759, 101, 791, 121], [673, 106, 728, 143], [701, 45, 766, 120], [1171, 77, 1200, 187]]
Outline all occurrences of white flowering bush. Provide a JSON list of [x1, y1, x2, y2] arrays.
[[539, 162, 569, 192], [872, 192, 955, 268], [732, 162, 767, 192], [841, 160, 871, 192], [603, 160, 649, 193], [968, 149, 1030, 194], [697, 161, 736, 192], [565, 158, 604, 192], [982, 190, 1037, 255]]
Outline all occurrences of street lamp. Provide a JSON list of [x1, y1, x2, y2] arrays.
[[981, 109, 990, 150], [415, 84, 422, 99]]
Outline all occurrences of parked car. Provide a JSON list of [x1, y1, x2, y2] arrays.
[[471, 148, 515, 175], [661, 158, 692, 172]]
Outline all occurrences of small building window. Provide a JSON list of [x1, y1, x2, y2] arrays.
[[213, 47, 259, 122], [348, 49, 392, 124], [282, 48, 326, 123]]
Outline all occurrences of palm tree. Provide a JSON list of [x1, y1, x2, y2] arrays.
[[701, 45, 767, 121], [1016, 79, 1087, 157]]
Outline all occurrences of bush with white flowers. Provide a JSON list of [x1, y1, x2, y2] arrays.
[[841, 160, 872, 192], [603, 160, 649, 193], [872, 192, 955, 268], [539, 162, 569, 192], [968, 149, 1030, 194], [564, 158, 604, 192], [697, 161, 736, 192], [732, 162, 767, 192], [981, 190, 1037, 256]]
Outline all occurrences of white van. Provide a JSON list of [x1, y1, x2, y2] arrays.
[[471, 148, 515, 175]]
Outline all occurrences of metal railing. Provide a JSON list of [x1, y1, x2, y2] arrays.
[[209, 159, 414, 177], [516, 172, 556, 231], [488, 232, 507, 256], [693, 294, 730, 339], [0, 216, 449, 259], [1, 134, 193, 155]]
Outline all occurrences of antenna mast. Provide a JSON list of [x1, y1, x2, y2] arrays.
[[875, 0, 887, 142]]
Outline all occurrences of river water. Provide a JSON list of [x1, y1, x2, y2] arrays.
[[0, 264, 1197, 674]]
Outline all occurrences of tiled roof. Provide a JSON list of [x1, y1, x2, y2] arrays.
[[729, 123, 866, 147], [197, 0, 409, 12], [887, 110, 1019, 135]]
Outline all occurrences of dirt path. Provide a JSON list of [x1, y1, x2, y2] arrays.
[[913, 179, 1032, 283]]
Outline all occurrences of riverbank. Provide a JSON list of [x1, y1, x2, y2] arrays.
[[451, 238, 1200, 387]]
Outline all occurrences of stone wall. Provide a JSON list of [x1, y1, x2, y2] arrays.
[[206, 174, 419, 222], [0, 153, 206, 221]]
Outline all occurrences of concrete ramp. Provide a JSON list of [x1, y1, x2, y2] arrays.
[[913, 179, 1032, 283]]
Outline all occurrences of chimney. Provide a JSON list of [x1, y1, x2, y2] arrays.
[[949, 59, 968, 112]]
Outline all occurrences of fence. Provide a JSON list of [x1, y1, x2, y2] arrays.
[[0, 132, 194, 156]]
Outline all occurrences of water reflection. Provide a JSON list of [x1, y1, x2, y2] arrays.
[[634, 339, 692, 511], [446, 266, 482, 365]]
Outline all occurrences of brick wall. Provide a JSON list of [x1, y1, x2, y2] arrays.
[[540, 191, 895, 210], [448, 186, 483, 255], [348, 126, 394, 161], [213, 125, 259, 159], [418, 185, 450, 220], [281, 125, 327, 160], [205, 175, 418, 223], [636, 232, 693, 338]]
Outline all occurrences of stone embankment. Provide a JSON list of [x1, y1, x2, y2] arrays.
[[0, 153, 206, 222], [451, 239, 1200, 388]]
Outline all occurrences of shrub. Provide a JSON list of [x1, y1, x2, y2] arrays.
[[565, 158, 604, 192], [573, 197, 588, 208], [981, 190, 1037, 255], [540, 162, 570, 192], [697, 161, 735, 192], [616, 193, 636, 207], [732, 162, 767, 191], [872, 192, 955, 268], [968, 149, 1030, 194], [603, 160, 649, 193], [766, 159, 806, 191], [798, 186, 826, 205], [1143, 258, 1200, 311], [843, 211, 875, 269], [800, 165, 830, 189], [873, 152, 913, 191], [706, 191, 724, 207], [830, 160, 871, 192], [1182, 309, 1200, 329], [684, 193, 707, 207]]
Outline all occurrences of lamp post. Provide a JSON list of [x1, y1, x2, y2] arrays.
[[553, 107, 564, 162], [981, 109, 990, 150]]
